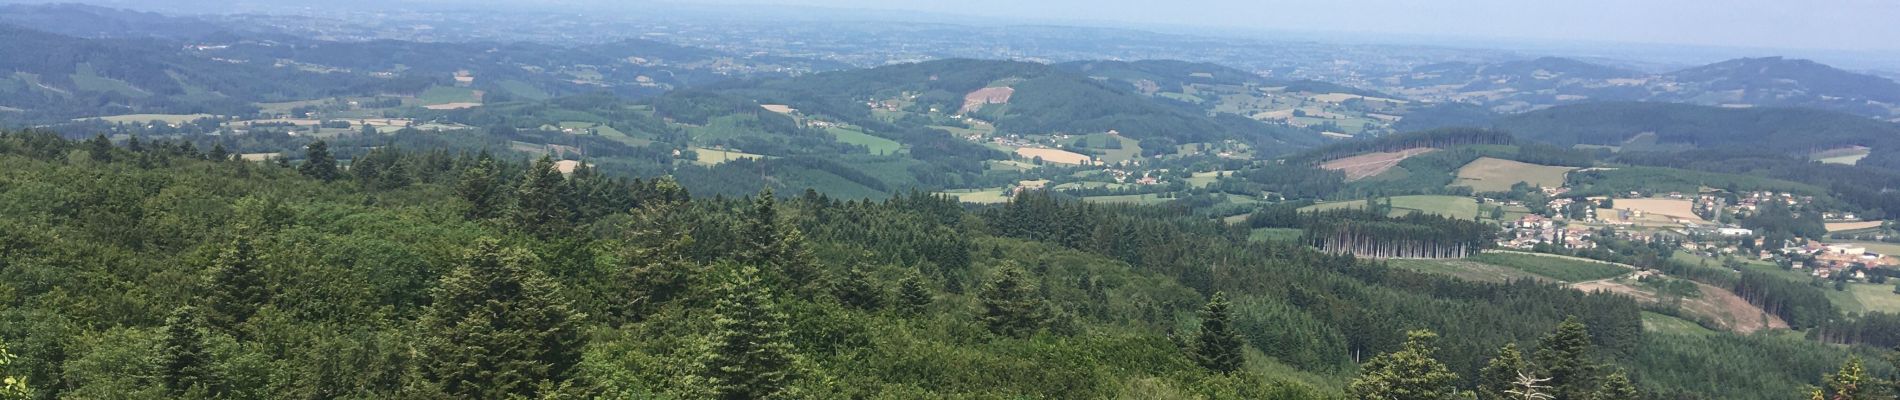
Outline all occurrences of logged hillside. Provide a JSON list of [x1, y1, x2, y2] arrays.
[[0, 130, 1877, 398]]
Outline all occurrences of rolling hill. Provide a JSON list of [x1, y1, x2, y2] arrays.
[[1377, 56, 1900, 119]]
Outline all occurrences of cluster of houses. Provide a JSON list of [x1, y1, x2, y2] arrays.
[[1783, 243, 1897, 279], [1501, 214, 1598, 250]]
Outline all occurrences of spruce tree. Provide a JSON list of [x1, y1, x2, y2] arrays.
[[1593, 369, 1639, 400], [1478, 343, 1528, 400], [895, 273, 933, 315], [833, 264, 884, 310], [203, 238, 267, 333], [455, 155, 504, 220], [1347, 329, 1460, 400], [1191, 291, 1245, 373], [1534, 316, 1595, 400], [978, 265, 1046, 338], [513, 156, 572, 238], [419, 239, 583, 399], [738, 190, 820, 292], [702, 265, 795, 400], [297, 140, 339, 182], [86, 134, 113, 162], [159, 306, 212, 396]]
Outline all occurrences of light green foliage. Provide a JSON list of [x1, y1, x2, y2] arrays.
[[0, 340, 31, 400], [702, 264, 797, 400], [1478, 343, 1528, 400], [418, 239, 583, 398], [1348, 330, 1460, 400]]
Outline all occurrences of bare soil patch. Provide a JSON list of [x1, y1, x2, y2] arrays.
[[1319, 148, 1437, 181]]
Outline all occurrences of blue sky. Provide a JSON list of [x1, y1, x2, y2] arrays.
[[721, 0, 1900, 52]]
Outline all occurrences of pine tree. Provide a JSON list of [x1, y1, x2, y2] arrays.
[[1479, 343, 1529, 400], [1347, 329, 1460, 400], [419, 239, 583, 399], [833, 264, 884, 310], [702, 264, 795, 400], [1593, 369, 1639, 400], [978, 265, 1046, 338], [203, 238, 267, 333], [456, 155, 504, 220], [159, 306, 212, 396], [1534, 316, 1595, 400], [1191, 291, 1245, 373], [895, 273, 933, 315], [297, 140, 339, 182], [513, 156, 572, 238]]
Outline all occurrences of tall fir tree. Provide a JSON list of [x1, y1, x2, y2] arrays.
[[86, 134, 113, 162], [513, 156, 572, 238], [456, 155, 505, 220], [297, 140, 339, 182], [203, 238, 267, 333], [1593, 369, 1639, 400], [895, 273, 933, 315], [616, 200, 700, 322], [738, 189, 820, 293], [1534, 316, 1596, 400], [701, 264, 796, 400], [1347, 330, 1460, 400], [1191, 291, 1245, 373], [833, 264, 884, 310], [159, 306, 213, 396], [1479, 343, 1529, 400], [418, 239, 583, 399], [207, 143, 228, 162], [978, 264, 1047, 338]]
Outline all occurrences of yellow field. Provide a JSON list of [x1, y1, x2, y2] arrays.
[[939, 187, 1012, 204], [760, 104, 796, 114], [86, 114, 216, 124], [1015, 147, 1093, 165], [692, 148, 766, 165], [1451, 157, 1575, 192], [1613, 198, 1707, 223], [239, 153, 280, 161], [1827, 221, 1883, 232]]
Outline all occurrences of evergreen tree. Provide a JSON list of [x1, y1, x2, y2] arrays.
[[86, 134, 112, 162], [978, 264, 1047, 338], [617, 201, 700, 321], [1818, 357, 1874, 400], [1479, 343, 1528, 400], [1191, 291, 1245, 373], [1347, 329, 1460, 400], [833, 263, 884, 310], [297, 140, 339, 182], [513, 156, 572, 238], [702, 264, 796, 400], [1534, 316, 1595, 400], [896, 273, 933, 315], [419, 239, 583, 399], [208, 143, 228, 162], [203, 238, 267, 333], [1594, 369, 1639, 400], [738, 189, 820, 292], [159, 306, 212, 396], [455, 155, 505, 220]]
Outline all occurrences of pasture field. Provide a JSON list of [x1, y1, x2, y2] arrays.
[[1065, 133, 1142, 164], [938, 187, 1011, 204], [1300, 195, 1480, 220], [419, 86, 480, 105], [1451, 157, 1575, 193], [1247, 227, 1304, 243], [1015, 147, 1093, 165], [1318, 148, 1437, 181], [1468, 252, 1628, 282], [691, 148, 767, 165], [1811, 146, 1871, 165], [1612, 198, 1708, 223], [1081, 193, 1172, 205], [87, 114, 216, 124], [1186, 171, 1231, 188], [1387, 258, 1551, 283], [1847, 283, 1900, 314], [827, 126, 903, 155]]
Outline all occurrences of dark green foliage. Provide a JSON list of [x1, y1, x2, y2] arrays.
[[513, 156, 573, 238], [701, 264, 796, 400], [202, 238, 266, 333], [1534, 316, 1596, 400], [1192, 291, 1245, 373], [1348, 330, 1460, 400], [832, 264, 885, 310], [1478, 343, 1527, 400], [1594, 369, 1639, 400], [418, 238, 583, 399], [895, 273, 933, 315], [1735, 270, 1836, 329], [1496, 102, 1900, 154], [159, 306, 212, 396], [979, 264, 1048, 338], [296, 140, 339, 182], [456, 154, 506, 220]]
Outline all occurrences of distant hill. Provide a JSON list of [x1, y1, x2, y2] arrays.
[[1494, 102, 1900, 153], [1377, 56, 1900, 118], [0, 3, 230, 39]]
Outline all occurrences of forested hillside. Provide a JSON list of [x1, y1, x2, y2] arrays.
[[0, 130, 1881, 399]]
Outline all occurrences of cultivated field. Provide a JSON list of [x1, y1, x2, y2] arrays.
[[760, 104, 797, 114], [692, 148, 766, 165], [1825, 221, 1883, 232], [938, 187, 1011, 204], [1811, 146, 1871, 165], [87, 113, 216, 124], [1301, 195, 1480, 220], [1015, 147, 1093, 165], [1451, 157, 1575, 192], [1612, 198, 1708, 223], [827, 127, 902, 155], [960, 86, 1014, 113], [1307, 92, 1407, 104], [1319, 148, 1437, 181], [423, 102, 482, 110]]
